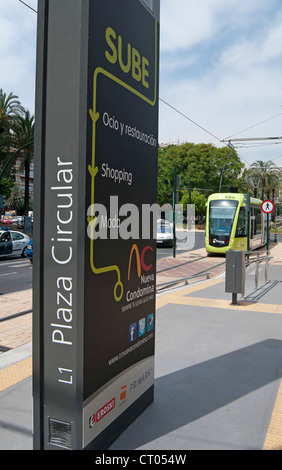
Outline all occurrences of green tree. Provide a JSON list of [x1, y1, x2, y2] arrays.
[[180, 189, 207, 216], [12, 110, 34, 215], [0, 177, 15, 198], [158, 142, 244, 205]]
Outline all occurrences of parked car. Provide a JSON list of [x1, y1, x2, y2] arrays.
[[2, 215, 12, 224], [0, 229, 30, 258], [156, 220, 174, 247], [26, 239, 33, 263], [12, 216, 24, 226]]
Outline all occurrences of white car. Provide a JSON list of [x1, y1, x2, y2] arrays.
[[156, 221, 174, 247], [12, 216, 24, 226], [0, 229, 30, 258]]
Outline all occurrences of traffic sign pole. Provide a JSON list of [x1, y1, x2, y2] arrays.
[[267, 213, 269, 250], [261, 200, 274, 251]]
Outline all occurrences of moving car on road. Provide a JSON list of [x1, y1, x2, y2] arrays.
[[26, 239, 33, 263], [156, 220, 174, 248], [0, 229, 30, 258]]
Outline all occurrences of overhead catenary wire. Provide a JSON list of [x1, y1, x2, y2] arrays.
[[223, 135, 282, 166], [18, 0, 37, 13], [159, 97, 223, 144], [235, 152, 250, 166], [224, 112, 282, 140], [233, 142, 282, 149], [224, 141, 250, 165]]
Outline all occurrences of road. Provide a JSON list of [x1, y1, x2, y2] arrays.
[[0, 257, 32, 295], [0, 231, 206, 294], [4, 230, 280, 293], [157, 230, 205, 260]]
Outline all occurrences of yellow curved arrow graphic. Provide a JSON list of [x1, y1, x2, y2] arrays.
[[88, 20, 158, 302]]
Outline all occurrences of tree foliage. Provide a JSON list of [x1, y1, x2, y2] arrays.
[[241, 160, 280, 200], [0, 89, 24, 168], [180, 189, 207, 216], [0, 89, 34, 210], [12, 110, 34, 215], [158, 142, 245, 205]]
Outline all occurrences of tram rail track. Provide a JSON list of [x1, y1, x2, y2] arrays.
[[156, 253, 226, 292], [0, 252, 226, 351], [156, 255, 207, 274]]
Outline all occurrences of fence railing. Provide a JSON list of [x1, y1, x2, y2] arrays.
[[244, 250, 271, 294], [226, 249, 273, 305]]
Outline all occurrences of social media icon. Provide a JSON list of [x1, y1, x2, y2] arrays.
[[138, 318, 146, 336], [129, 322, 137, 342], [147, 314, 154, 331]]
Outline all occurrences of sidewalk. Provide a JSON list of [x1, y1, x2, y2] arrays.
[[0, 289, 32, 352], [1, 243, 282, 450]]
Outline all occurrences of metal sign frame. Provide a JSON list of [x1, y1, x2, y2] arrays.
[[33, 0, 160, 450]]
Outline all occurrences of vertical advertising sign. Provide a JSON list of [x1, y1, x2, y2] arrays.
[[33, 0, 159, 450]]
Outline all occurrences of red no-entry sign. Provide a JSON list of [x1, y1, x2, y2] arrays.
[[261, 200, 274, 214]]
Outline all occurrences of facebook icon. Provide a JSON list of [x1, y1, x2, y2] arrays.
[[129, 323, 137, 342]]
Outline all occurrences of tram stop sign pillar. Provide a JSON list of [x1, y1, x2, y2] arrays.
[[33, 0, 160, 450]]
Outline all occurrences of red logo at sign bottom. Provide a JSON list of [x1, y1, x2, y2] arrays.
[[89, 398, 116, 428]]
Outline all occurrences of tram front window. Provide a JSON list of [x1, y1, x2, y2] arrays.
[[209, 200, 238, 247]]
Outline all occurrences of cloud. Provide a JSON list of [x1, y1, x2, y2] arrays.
[[160, 0, 217, 53], [160, 0, 272, 53], [159, 0, 282, 165], [1, 0, 282, 166], [0, 0, 37, 112]]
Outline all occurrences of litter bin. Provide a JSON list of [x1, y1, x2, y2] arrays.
[[225, 250, 246, 304]]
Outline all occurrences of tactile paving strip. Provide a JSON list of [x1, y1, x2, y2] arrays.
[[263, 379, 282, 450], [0, 357, 32, 392]]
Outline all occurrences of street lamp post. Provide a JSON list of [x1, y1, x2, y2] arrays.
[[249, 174, 261, 198]]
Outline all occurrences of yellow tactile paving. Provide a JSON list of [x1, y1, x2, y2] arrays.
[[157, 278, 282, 316], [264, 380, 282, 450], [173, 296, 282, 314], [0, 357, 32, 392], [156, 278, 224, 309]]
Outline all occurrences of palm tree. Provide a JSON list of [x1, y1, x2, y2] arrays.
[[12, 110, 34, 215], [265, 171, 280, 201], [0, 89, 24, 166], [250, 160, 278, 200]]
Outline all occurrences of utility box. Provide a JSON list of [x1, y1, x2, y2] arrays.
[[225, 250, 246, 295]]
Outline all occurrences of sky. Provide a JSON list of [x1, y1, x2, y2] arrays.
[[1, 0, 282, 168]]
